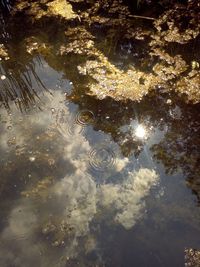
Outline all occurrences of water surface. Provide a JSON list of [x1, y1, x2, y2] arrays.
[[0, 9, 200, 267]]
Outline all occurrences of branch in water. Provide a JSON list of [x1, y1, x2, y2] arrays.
[[128, 15, 155, 20]]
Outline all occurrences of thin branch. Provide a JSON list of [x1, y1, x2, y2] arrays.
[[128, 14, 155, 21]]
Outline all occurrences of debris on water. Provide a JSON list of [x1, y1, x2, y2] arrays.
[[7, 137, 16, 146], [7, 125, 12, 130], [48, 158, 55, 166], [29, 156, 36, 162], [51, 108, 56, 114], [166, 99, 172, 105], [191, 61, 199, 70], [1, 75, 6, 80], [52, 240, 59, 247]]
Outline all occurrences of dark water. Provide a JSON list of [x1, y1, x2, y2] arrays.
[[0, 8, 200, 267]]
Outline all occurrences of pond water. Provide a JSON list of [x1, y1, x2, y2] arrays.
[[0, 7, 200, 267]]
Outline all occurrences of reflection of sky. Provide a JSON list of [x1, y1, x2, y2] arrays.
[[0, 82, 159, 266], [0, 57, 199, 267]]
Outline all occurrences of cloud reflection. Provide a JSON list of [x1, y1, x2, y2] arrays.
[[0, 89, 159, 266]]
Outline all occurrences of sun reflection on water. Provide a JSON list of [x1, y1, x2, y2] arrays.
[[135, 124, 147, 139]]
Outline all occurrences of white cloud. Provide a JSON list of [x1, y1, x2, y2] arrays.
[[99, 168, 159, 229], [0, 89, 159, 266]]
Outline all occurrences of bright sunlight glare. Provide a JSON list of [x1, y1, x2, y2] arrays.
[[135, 124, 146, 139]]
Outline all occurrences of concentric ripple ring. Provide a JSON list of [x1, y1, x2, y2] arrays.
[[89, 145, 115, 171], [75, 109, 95, 126], [56, 108, 83, 136]]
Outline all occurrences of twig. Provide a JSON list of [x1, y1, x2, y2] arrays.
[[128, 14, 155, 21]]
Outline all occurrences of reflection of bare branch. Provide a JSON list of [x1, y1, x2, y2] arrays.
[[0, 0, 12, 12], [0, 58, 47, 110]]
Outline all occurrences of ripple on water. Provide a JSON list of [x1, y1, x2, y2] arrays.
[[75, 109, 95, 126], [89, 145, 116, 171], [55, 108, 83, 137]]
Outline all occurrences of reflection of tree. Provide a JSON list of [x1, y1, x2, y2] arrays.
[[0, 1, 12, 13], [0, 10, 47, 110], [0, 0, 200, 204], [0, 90, 160, 266], [67, 89, 200, 203], [151, 102, 200, 202], [0, 58, 47, 110], [90, 94, 200, 204]]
